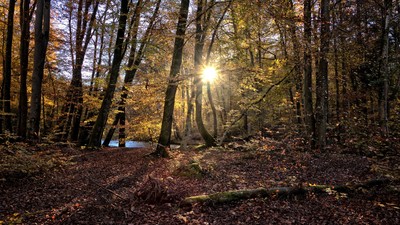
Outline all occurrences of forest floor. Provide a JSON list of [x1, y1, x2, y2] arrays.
[[1, 137, 400, 224]]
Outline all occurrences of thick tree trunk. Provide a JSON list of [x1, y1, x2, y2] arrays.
[[87, 0, 129, 148], [302, 0, 316, 148], [155, 0, 190, 157], [29, 0, 50, 140], [18, 0, 32, 139]]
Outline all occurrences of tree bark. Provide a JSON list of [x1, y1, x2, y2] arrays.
[[2, 0, 16, 133], [155, 0, 190, 157], [18, 0, 32, 139], [87, 0, 129, 148], [379, 0, 391, 136], [29, 0, 51, 140], [288, 0, 302, 126], [302, 0, 316, 148], [315, 0, 330, 150]]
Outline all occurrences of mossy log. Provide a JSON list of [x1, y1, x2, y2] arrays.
[[182, 178, 395, 205]]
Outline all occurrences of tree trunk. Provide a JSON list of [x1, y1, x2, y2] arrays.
[[18, 0, 32, 139], [2, 0, 16, 133], [207, 82, 218, 137], [118, 106, 126, 147], [315, 0, 330, 150], [101, 0, 161, 147], [28, 0, 50, 140], [203, 0, 231, 139], [155, 0, 190, 157], [102, 113, 121, 147], [380, 0, 391, 136], [60, 0, 99, 142], [118, 0, 160, 146], [288, 0, 302, 126], [194, 0, 216, 147], [87, 0, 130, 148], [302, 0, 316, 148], [78, 0, 110, 145]]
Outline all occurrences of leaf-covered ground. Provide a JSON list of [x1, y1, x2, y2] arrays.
[[1, 140, 399, 224]]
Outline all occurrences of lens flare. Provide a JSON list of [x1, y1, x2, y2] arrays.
[[202, 67, 217, 83]]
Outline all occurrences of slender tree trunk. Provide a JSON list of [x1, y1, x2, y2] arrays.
[[101, 0, 160, 146], [288, 0, 303, 125], [203, 0, 231, 139], [333, 9, 340, 123], [78, 1, 110, 146], [155, 0, 190, 157], [29, 0, 51, 139], [87, 0, 129, 148], [118, 0, 160, 146], [206, 82, 218, 137], [183, 82, 196, 146], [18, 0, 33, 138], [380, 0, 391, 136], [303, 0, 316, 148], [194, 0, 216, 147], [61, 0, 99, 141], [315, 0, 330, 150], [2, 0, 16, 133]]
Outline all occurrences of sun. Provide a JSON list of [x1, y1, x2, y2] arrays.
[[202, 67, 218, 83]]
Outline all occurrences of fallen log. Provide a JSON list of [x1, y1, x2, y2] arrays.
[[183, 187, 304, 205], [182, 178, 397, 205]]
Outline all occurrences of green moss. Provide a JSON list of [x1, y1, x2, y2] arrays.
[[174, 160, 205, 178]]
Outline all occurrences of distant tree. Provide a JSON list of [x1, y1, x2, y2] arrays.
[[59, 0, 100, 141], [102, 0, 162, 147], [155, 0, 190, 157], [29, 0, 51, 139], [87, 0, 130, 148]]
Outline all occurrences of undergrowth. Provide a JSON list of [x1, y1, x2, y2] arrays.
[[0, 142, 71, 181]]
